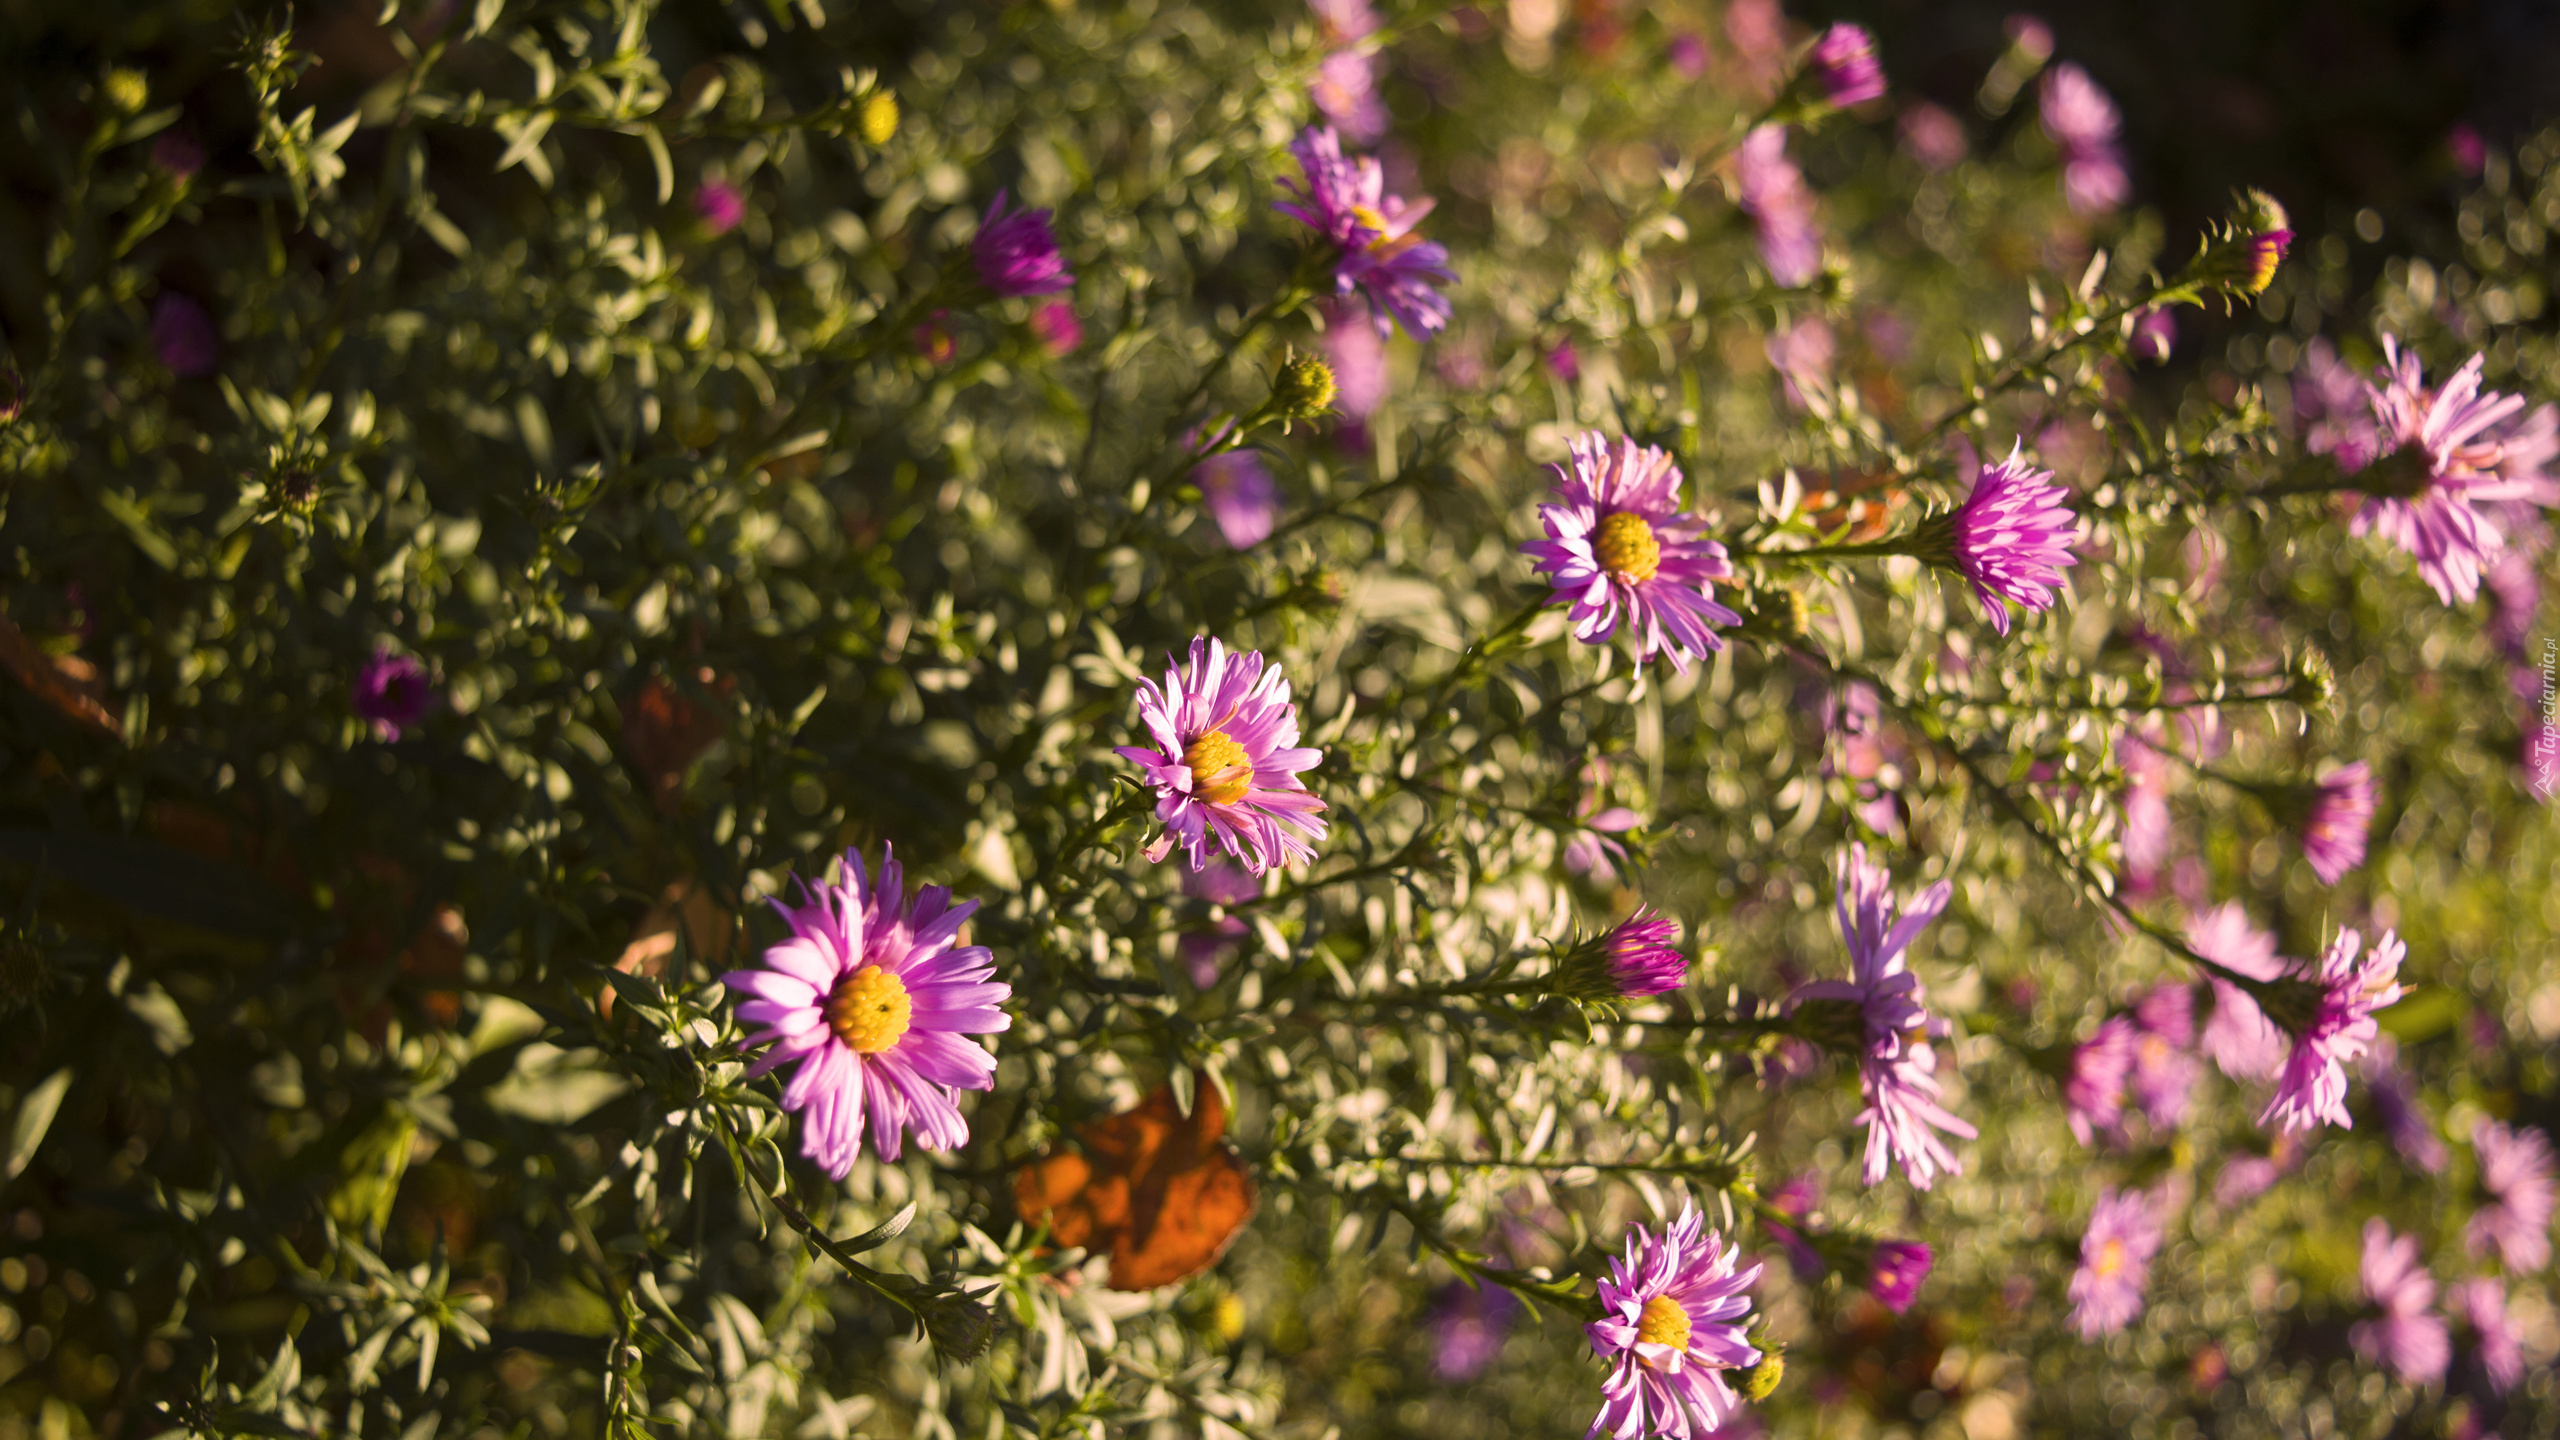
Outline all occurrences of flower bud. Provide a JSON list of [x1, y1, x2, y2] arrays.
[[102, 69, 149, 115], [859, 91, 900, 147], [2288, 646, 2337, 710], [1805, 24, 1885, 109], [1548, 908, 1686, 1002], [1741, 1348, 1785, 1402], [917, 1289, 997, 1361], [277, 469, 321, 515], [1272, 347, 1338, 425], [2180, 189, 2293, 300]]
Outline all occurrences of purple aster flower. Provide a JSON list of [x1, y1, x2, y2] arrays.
[[1308, 0, 1379, 46], [1917, 443, 2080, 637], [2349, 339, 2560, 605], [1194, 446, 1280, 549], [2260, 926, 2404, 1134], [1734, 126, 1821, 288], [2365, 1058, 2446, 1173], [1789, 844, 1975, 1189], [1543, 337, 1583, 384], [1867, 1240, 1932, 1314], [1563, 804, 1642, 885], [2294, 338, 2383, 473], [1522, 433, 1741, 673], [1311, 50, 1388, 144], [2297, 760, 2376, 885], [2129, 984, 2201, 1129], [1276, 126, 1454, 339], [1899, 102, 1966, 171], [2213, 1143, 2294, 1208], [1115, 637, 1328, 875], [352, 647, 434, 740], [2063, 1016, 2137, 1146], [2466, 1119, 2555, 1273], [2067, 1187, 2162, 1339], [1429, 1281, 1520, 1381], [2039, 63, 2129, 215], [1177, 861, 1259, 988], [1599, 908, 1687, 998], [152, 293, 218, 376], [2130, 308, 2175, 363], [1667, 32, 1710, 81], [2190, 903, 2288, 1082], [2349, 1219, 2449, 1385], [1324, 305, 1389, 419], [693, 179, 745, 236], [1805, 24, 1885, 108], [2451, 1277, 2523, 1392], [1030, 301, 1083, 356], [718, 845, 1013, 1178], [973, 190, 1074, 298], [1584, 1203, 1763, 1439]]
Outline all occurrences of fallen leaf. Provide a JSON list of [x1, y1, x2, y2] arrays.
[[0, 613, 118, 737], [601, 877, 735, 1017], [1012, 1072, 1256, 1291], [621, 670, 733, 813]]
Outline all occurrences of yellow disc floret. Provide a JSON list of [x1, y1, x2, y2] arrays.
[[1593, 511, 1662, 583], [1636, 1294, 1693, 1358], [1183, 730, 1254, 806], [1349, 203, 1390, 234], [2093, 1238, 2127, 1278], [826, 965, 913, 1054]]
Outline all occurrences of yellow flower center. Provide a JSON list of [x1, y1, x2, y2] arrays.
[[1593, 511, 1661, 583], [1349, 203, 1390, 234], [1635, 1294, 1692, 1356], [1183, 730, 1254, 806], [2093, 1238, 2127, 1279], [825, 966, 912, 1054]]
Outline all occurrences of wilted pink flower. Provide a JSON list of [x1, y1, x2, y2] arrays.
[[2297, 761, 2376, 885], [1920, 443, 2080, 636], [2450, 1276, 2523, 1392], [2190, 903, 2288, 1082], [2063, 1016, 2136, 1145], [720, 846, 1012, 1177], [974, 190, 1074, 297], [2349, 1219, 2449, 1384], [352, 648, 434, 740], [1898, 102, 1967, 171], [1030, 301, 1083, 356], [2467, 1119, 2555, 1273], [152, 294, 218, 376], [2129, 984, 2201, 1128], [1791, 844, 1975, 1189], [2067, 1187, 2161, 1339], [1806, 24, 1885, 108], [1117, 637, 1328, 875], [1522, 433, 1741, 673], [693, 178, 746, 236], [1585, 1203, 1763, 1438], [2039, 63, 2128, 215], [2349, 338, 2560, 606], [2260, 927, 2404, 1134], [1734, 126, 1822, 287]]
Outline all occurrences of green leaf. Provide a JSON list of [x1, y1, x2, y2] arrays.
[[5, 1069, 71, 1182]]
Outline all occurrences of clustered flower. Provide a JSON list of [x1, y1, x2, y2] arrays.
[[1278, 125, 1454, 338]]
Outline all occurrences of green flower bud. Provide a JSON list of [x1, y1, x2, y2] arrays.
[[1272, 347, 1338, 424], [1742, 1348, 1785, 1402], [103, 69, 149, 115], [859, 92, 900, 147]]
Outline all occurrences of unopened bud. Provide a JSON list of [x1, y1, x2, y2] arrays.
[[2288, 647, 2336, 710], [1549, 908, 1686, 1002], [918, 1290, 997, 1361], [859, 91, 900, 147], [1272, 347, 1337, 425], [1741, 1349, 1785, 1402], [277, 469, 320, 513], [2181, 189, 2294, 300], [102, 69, 149, 115]]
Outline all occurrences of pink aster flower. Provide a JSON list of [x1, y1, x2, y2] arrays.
[[2450, 1276, 2523, 1393], [2349, 338, 2560, 604], [2189, 903, 2288, 1082], [973, 190, 1074, 298], [2039, 63, 2128, 216], [2067, 1187, 2162, 1339], [1311, 49, 1388, 144], [1522, 433, 1741, 673], [352, 647, 434, 740], [1867, 1240, 1932, 1314], [2129, 984, 2201, 1129], [1759, 1173, 1824, 1280], [2292, 760, 2376, 884], [693, 178, 746, 236], [1116, 637, 1328, 875], [2349, 1219, 2449, 1385], [1596, 908, 1687, 999], [1805, 24, 1885, 108], [1919, 443, 2080, 636], [1030, 301, 1083, 356], [1276, 125, 1454, 339], [1563, 802, 1642, 885], [719, 846, 1012, 1178], [1899, 102, 1966, 171], [2063, 1015, 2137, 1145], [2260, 927, 2404, 1134], [1666, 32, 1710, 81], [2294, 337, 2383, 472], [1734, 126, 1821, 288], [1584, 1203, 1763, 1439], [1308, 0, 1379, 46], [1194, 447, 1280, 549], [1790, 844, 1975, 1189], [2466, 1118, 2555, 1273]]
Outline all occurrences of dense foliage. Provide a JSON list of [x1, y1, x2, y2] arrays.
[[1, 2, 2556, 1438]]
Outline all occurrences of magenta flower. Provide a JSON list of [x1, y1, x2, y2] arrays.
[[1921, 443, 2080, 636], [2039, 63, 2128, 215], [2260, 927, 2405, 1134], [1601, 907, 1686, 998], [2297, 761, 2375, 884], [2349, 338, 2560, 605], [1030, 301, 1083, 356], [1562, 802, 1642, 886], [2067, 1187, 2162, 1339], [1584, 1203, 1763, 1439], [2129, 984, 2201, 1129], [352, 648, 434, 740], [1194, 447, 1279, 549], [2063, 1016, 2136, 1146], [719, 846, 1012, 1178], [1323, 305, 1388, 419], [1308, 0, 1379, 46], [1805, 24, 1885, 108], [693, 179, 746, 236], [1734, 126, 1821, 288], [1790, 844, 1974, 1189], [914, 311, 957, 365], [1311, 50, 1387, 143], [2466, 1118, 2555, 1273], [2130, 308, 2175, 363], [2366, 1059, 2446, 1173], [1867, 1240, 1932, 1314], [974, 190, 1074, 298], [1276, 126, 1454, 339], [1428, 1281, 1520, 1381], [2189, 903, 2288, 1082], [152, 293, 218, 376], [1116, 637, 1328, 875], [2448, 124, 2489, 177], [1899, 102, 1966, 171], [1523, 433, 1741, 673], [2450, 1277, 2523, 1392], [2349, 1219, 2449, 1385], [1667, 32, 1710, 80]]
